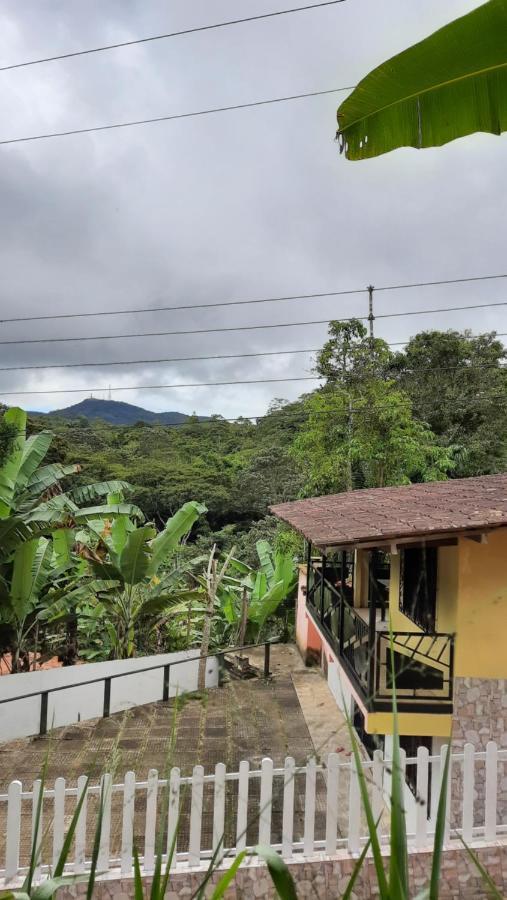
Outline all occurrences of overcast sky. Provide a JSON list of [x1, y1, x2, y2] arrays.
[[0, 0, 505, 417]]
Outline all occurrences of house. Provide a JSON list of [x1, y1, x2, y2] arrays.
[[271, 473, 507, 818]]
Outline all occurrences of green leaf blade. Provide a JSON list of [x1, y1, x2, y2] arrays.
[[337, 0, 507, 159]]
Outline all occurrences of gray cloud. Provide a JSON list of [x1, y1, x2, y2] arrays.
[[0, 0, 505, 417]]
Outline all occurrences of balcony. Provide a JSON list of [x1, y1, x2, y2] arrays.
[[306, 560, 454, 714]]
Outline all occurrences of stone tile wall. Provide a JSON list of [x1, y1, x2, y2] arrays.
[[50, 840, 507, 899], [451, 676, 507, 825]]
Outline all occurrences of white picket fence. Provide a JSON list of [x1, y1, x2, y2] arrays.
[[1, 743, 506, 886]]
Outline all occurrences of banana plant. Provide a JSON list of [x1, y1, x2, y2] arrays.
[[79, 500, 207, 658], [0, 407, 141, 527], [217, 540, 297, 643]]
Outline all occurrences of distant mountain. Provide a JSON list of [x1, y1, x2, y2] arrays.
[[36, 398, 208, 426]]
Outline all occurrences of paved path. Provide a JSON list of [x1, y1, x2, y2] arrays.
[[0, 645, 363, 865]]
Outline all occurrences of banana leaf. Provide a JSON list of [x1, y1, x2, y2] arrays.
[[148, 501, 207, 575], [74, 502, 144, 521], [71, 480, 132, 504], [0, 408, 26, 517], [256, 540, 275, 582], [23, 463, 80, 498], [337, 0, 507, 160], [10, 539, 39, 622], [119, 525, 157, 585], [52, 528, 74, 567], [16, 432, 53, 490]]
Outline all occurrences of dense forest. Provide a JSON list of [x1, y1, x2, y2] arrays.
[[29, 321, 507, 552], [2, 321, 506, 671]]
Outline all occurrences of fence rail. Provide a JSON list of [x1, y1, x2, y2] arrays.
[[1, 742, 506, 886], [0, 640, 276, 739]]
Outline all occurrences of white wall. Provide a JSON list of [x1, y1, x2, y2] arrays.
[[0, 651, 219, 742]]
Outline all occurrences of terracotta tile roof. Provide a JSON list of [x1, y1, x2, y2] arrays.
[[270, 473, 507, 549]]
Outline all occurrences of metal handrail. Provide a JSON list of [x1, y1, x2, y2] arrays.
[[0, 638, 280, 735]]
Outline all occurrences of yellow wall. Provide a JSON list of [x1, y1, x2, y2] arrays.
[[366, 710, 452, 738], [454, 529, 507, 678]]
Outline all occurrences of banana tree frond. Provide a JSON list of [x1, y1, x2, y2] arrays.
[[256, 540, 275, 582], [52, 528, 74, 568], [71, 480, 133, 504], [17, 432, 53, 489], [119, 525, 156, 585], [74, 502, 145, 521], [0, 408, 26, 517], [24, 463, 80, 498], [337, 0, 507, 160], [24, 494, 79, 524], [148, 501, 207, 575]]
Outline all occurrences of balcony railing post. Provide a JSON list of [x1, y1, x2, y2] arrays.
[[367, 593, 377, 704], [264, 642, 271, 678], [103, 677, 111, 718], [162, 664, 171, 702], [39, 691, 49, 736], [339, 594, 345, 656], [320, 554, 326, 623]]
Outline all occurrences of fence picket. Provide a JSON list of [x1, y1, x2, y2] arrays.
[[415, 747, 429, 848], [371, 749, 384, 836], [5, 780, 22, 882], [347, 755, 360, 853], [258, 757, 273, 846], [188, 766, 204, 867], [212, 763, 226, 863], [303, 757, 316, 856], [440, 745, 451, 845], [167, 766, 181, 868], [485, 741, 498, 841], [31, 779, 43, 883], [75, 775, 88, 874], [121, 771, 136, 876], [52, 777, 66, 869], [462, 743, 475, 844], [325, 753, 339, 856], [236, 760, 250, 852], [282, 757, 295, 858], [144, 769, 158, 874], [97, 773, 112, 874]]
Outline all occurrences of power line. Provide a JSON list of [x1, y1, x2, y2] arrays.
[[0, 86, 353, 148], [2, 345, 507, 377], [0, 288, 365, 326], [0, 375, 321, 397], [0, 2, 347, 73], [2, 299, 507, 348], [4, 362, 507, 398], [376, 301, 507, 320], [0, 317, 341, 346], [0, 347, 319, 373], [1, 272, 507, 326], [25, 390, 507, 428]]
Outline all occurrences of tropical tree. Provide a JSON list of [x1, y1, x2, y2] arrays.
[[292, 321, 454, 494], [77, 500, 207, 658], [391, 329, 507, 476], [336, 0, 507, 160], [0, 408, 141, 669]]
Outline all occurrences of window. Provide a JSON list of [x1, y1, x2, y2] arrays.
[[399, 546, 437, 632]]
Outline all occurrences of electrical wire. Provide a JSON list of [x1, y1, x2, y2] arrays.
[[0, 375, 320, 397], [1, 272, 506, 326], [23, 389, 507, 428], [1, 300, 507, 348], [0, 86, 353, 147], [0, 2, 347, 73]]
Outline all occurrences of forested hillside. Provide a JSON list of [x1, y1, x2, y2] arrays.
[[25, 323, 507, 558]]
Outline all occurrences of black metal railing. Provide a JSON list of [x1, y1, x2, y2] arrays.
[[305, 560, 453, 713], [0, 639, 279, 736]]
